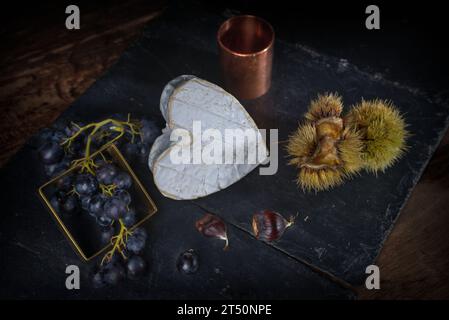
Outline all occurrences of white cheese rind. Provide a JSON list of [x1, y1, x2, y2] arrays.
[[149, 75, 268, 200]]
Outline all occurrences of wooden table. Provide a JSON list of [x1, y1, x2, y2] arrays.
[[1, 1, 448, 299]]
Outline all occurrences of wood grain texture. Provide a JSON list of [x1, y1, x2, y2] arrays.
[[0, 1, 164, 166], [358, 132, 449, 299], [0, 1, 448, 299]]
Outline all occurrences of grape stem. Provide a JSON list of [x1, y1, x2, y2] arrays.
[[101, 219, 133, 265], [100, 184, 117, 197], [61, 114, 141, 174]]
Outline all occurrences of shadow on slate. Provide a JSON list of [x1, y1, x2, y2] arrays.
[[0, 145, 352, 299], [0, 4, 352, 298], [1, 2, 448, 298], [134, 3, 449, 285]]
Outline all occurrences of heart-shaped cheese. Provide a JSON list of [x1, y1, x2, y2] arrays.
[[149, 75, 268, 200]]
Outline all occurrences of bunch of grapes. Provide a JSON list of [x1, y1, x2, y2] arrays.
[[49, 159, 148, 287], [37, 115, 159, 179], [117, 118, 159, 163], [37, 115, 160, 288]]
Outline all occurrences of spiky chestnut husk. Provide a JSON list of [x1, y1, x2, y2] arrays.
[[305, 93, 343, 123], [286, 122, 363, 192], [345, 99, 408, 173]]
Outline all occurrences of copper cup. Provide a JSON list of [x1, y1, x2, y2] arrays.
[[217, 15, 274, 100]]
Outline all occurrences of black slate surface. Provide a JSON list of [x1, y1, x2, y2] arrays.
[[1, 2, 448, 298], [0, 145, 351, 299]]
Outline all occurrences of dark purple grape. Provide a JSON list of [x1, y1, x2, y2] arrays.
[[44, 160, 69, 178], [123, 143, 139, 158], [64, 122, 83, 137], [126, 228, 147, 254], [80, 195, 93, 211], [92, 272, 106, 288], [112, 172, 132, 190], [126, 237, 145, 254], [39, 141, 64, 165], [50, 191, 65, 212], [37, 128, 56, 144], [126, 256, 146, 279], [100, 227, 115, 245], [97, 214, 113, 227], [103, 262, 125, 286], [122, 208, 136, 227], [140, 118, 159, 145], [137, 142, 150, 157], [51, 130, 67, 144], [133, 228, 147, 240], [74, 174, 98, 195], [176, 249, 199, 275], [88, 194, 106, 216], [67, 139, 83, 156], [103, 197, 127, 220], [96, 164, 118, 185], [55, 175, 72, 191], [115, 189, 131, 205], [61, 194, 79, 215]]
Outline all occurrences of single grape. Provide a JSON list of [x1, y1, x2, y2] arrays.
[[122, 208, 136, 227], [37, 128, 56, 145], [112, 171, 132, 190], [115, 189, 131, 205], [68, 139, 83, 156], [126, 228, 147, 254], [51, 130, 67, 144], [64, 122, 84, 137], [100, 226, 115, 245], [126, 255, 146, 279], [74, 174, 98, 195], [132, 227, 147, 240], [96, 164, 118, 185], [136, 142, 150, 157], [123, 142, 139, 158], [39, 141, 64, 165], [39, 127, 66, 145], [140, 118, 159, 145], [176, 249, 199, 275], [97, 214, 113, 227], [92, 271, 106, 288], [103, 262, 125, 286], [103, 197, 127, 220], [55, 175, 72, 191], [88, 194, 106, 216], [44, 160, 69, 178], [50, 191, 65, 212], [61, 194, 79, 215], [80, 194, 93, 211]]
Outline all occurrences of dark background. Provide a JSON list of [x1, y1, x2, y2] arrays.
[[3, 0, 448, 93], [1, 0, 448, 299]]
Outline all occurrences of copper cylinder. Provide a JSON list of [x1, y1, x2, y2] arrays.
[[217, 15, 274, 100]]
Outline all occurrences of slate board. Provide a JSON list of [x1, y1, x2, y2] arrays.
[[0, 142, 351, 299], [1, 2, 448, 299]]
